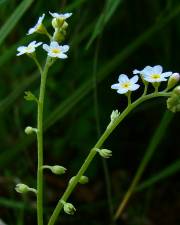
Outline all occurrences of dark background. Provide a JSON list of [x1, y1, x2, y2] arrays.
[[0, 0, 179, 225]]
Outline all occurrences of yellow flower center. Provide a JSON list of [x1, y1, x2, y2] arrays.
[[52, 48, 61, 54], [151, 74, 161, 79], [121, 82, 130, 88]]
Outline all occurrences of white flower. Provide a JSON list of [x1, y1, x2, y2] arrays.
[[17, 41, 42, 56], [49, 12, 72, 20], [111, 74, 140, 94], [133, 65, 172, 83], [43, 41, 69, 59], [27, 13, 45, 35]]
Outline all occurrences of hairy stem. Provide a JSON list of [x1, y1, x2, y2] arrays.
[[47, 91, 171, 225]]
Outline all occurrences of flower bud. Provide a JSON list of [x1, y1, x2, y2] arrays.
[[62, 21, 68, 30], [24, 126, 37, 135], [111, 110, 120, 122], [95, 148, 112, 158], [52, 18, 58, 29], [53, 29, 65, 42], [167, 73, 180, 90], [69, 175, 89, 185], [167, 86, 180, 112], [15, 184, 30, 194], [50, 165, 67, 175], [107, 110, 120, 129], [63, 202, 76, 215], [79, 176, 89, 184]]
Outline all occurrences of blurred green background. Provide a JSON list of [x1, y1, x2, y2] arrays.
[[0, 0, 180, 225]]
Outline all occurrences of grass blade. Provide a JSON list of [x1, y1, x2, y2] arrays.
[[0, 0, 34, 46]]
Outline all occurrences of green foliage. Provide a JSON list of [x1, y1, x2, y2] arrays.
[[0, 0, 180, 224]]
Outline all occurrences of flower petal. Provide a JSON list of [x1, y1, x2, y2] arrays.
[[111, 84, 120, 90], [58, 53, 68, 59], [161, 72, 172, 77], [117, 88, 128, 94], [118, 74, 129, 83], [129, 84, 140, 91], [43, 44, 50, 52], [60, 45, 69, 53], [130, 75, 138, 84], [153, 65, 163, 74]]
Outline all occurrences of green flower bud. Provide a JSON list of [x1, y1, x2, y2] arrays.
[[24, 126, 37, 135], [53, 29, 65, 42], [43, 165, 67, 175], [52, 18, 58, 29], [167, 86, 180, 112], [69, 175, 89, 185], [107, 110, 120, 129], [50, 165, 67, 175], [62, 21, 68, 30], [95, 148, 112, 158], [79, 176, 89, 184], [15, 184, 29, 193], [167, 73, 180, 90], [63, 202, 76, 215], [110, 110, 120, 122], [15, 183, 37, 194]]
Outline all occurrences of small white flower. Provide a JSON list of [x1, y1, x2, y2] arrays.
[[17, 41, 42, 56], [133, 65, 172, 83], [43, 41, 69, 59], [27, 13, 45, 35], [49, 11, 72, 20], [111, 74, 140, 94]]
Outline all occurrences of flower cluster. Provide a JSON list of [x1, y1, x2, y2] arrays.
[[111, 65, 179, 95], [16, 12, 72, 59]]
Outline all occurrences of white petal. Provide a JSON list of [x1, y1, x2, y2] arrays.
[[130, 75, 138, 84], [161, 72, 172, 77], [58, 53, 67, 59], [48, 52, 58, 57], [63, 13, 72, 19], [153, 65, 163, 74], [50, 41, 59, 48], [117, 88, 128, 94], [26, 48, 35, 53], [133, 69, 141, 74], [27, 27, 35, 35], [17, 51, 25, 56], [43, 44, 50, 52], [28, 41, 36, 47], [60, 45, 69, 53], [129, 84, 140, 91], [118, 74, 129, 83], [111, 84, 120, 90], [49, 12, 59, 18], [17, 46, 26, 52], [34, 42, 42, 47]]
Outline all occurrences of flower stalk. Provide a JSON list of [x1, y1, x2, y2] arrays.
[[47, 91, 171, 225], [37, 57, 52, 225]]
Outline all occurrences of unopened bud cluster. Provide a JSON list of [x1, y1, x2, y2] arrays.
[[95, 148, 112, 158], [167, 86, 180, 112], [61, 201, 76, 215]]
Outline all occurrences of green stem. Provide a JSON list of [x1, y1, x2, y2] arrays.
[[37, 57, 51, 225], [47, 91, 171, 225]]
